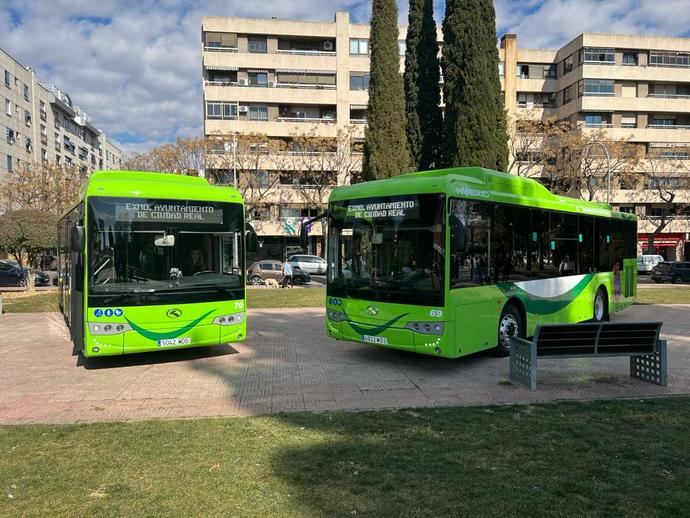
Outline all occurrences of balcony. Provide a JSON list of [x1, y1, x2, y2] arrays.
[[276, 116, 335, 124], [648, 124, 690, 130], [203, 51, 335, 74], [203, 45, 238, 53], [204, 81, 336, 104], [276, 49, 335, 57]]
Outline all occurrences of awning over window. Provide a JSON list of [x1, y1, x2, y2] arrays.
[[275, 68, 336, 75], [205, 65, 238, 71], [350, 104, 368, 110]]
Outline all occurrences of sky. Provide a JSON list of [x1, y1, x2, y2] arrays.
[[1, 0, 689, 156]]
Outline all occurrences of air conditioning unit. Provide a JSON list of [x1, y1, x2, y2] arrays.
[[239, 105, 249, 113], [323, 40, 334, 51], [268, 81, 275, 88], [239, 78, 247, 85]]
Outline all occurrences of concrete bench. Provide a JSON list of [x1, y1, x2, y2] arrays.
[[509, 322, 667, 391]]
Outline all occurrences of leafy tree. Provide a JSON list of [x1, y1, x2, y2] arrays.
[[404, 0, 442, 171], [0, 209, 56, 270], [363, 0, 410, 180], [441, 0, 508, 170]]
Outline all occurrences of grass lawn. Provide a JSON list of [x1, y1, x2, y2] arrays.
[[1, 398, 689, 516], [2, 288, 326, 313], [635, 287, 690, 305]]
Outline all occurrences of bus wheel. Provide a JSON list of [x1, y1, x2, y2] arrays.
[[494, 304, 522, 357], [593, 287, 608, 322]]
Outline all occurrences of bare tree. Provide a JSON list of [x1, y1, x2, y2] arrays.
[[121, 137, 209, 175], [637, 150, 690, 253], [0, 162, 86, 214]]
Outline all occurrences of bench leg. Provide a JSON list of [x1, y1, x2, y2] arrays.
[[630, 340, 668, 387], [510, 338, 537, 391]]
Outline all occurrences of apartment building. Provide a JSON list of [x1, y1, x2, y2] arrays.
[[202, 12, 690, 261], [501, 33, 690, 261], [1, 47, 122, 182]]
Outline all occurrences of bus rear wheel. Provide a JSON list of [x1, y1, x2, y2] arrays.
[[493, 304, 523, 357], [593, 287, 608, 322]]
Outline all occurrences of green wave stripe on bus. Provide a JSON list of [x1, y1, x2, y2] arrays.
[[344, 313, 410, 336], [124, 310, 216, 341], [500, 274, 595, 315]]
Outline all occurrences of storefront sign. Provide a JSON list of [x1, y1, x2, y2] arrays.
[[115, 202, 223, 224]]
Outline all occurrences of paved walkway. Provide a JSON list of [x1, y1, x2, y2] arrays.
[[0, 305, 689, 424]]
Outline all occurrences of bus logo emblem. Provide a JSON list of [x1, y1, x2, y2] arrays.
[[367, 305, 379, 316], [167, 308, 182, 319]]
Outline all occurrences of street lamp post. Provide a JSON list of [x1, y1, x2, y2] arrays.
[[585, 140, 611, 204], [232, 131, 237, 187]]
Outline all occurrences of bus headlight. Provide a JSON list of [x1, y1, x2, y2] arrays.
[[327, 309, 347, 322], [89, 323, 131, 335], [405, 322, 444, 335], [213, 313, 244, 326]]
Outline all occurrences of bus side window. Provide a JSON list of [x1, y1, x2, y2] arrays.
[[579, 215, 595, 273], [492, 205, 531, 283], [595, 218, 611, 271], [550, 212, 578, 276], [450, 199, 490, 288]]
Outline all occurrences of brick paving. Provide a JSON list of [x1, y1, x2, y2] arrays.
[[0, 305, 689, 424]]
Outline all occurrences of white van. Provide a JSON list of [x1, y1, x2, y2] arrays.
[[637, 254, 664, 273]]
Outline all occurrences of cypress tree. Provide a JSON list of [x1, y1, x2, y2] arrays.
[[404, 0, 443, 171], [363, 0, 410, 180], [441, 0, 509, 171]]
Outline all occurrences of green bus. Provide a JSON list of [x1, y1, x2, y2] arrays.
[[312, 167, 637, 359], [57, 171, 253, 357]]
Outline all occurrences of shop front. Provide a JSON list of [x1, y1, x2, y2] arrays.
[[638, 233, 688, 261]]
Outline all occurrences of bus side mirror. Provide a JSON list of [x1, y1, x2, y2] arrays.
[[246, 224, 258, 253], [70, 225, 84, 252]]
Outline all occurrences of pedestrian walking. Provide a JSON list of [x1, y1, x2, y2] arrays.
[[281, 260, 293, 288]]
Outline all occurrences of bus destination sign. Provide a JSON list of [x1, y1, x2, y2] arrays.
[[346, 200, 419, 220], [115, 202, 223, 224]]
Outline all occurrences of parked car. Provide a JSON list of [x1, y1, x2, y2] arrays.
[[0, 260, 27, 287], [247, 260, 311, 285], [34, 270, 51, 287], [288, 254, 327, 275], [637, 254, 665, 274], [651, 261, 690, 284]]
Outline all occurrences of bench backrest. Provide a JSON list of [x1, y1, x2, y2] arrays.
[[533, 322, 661, 357]]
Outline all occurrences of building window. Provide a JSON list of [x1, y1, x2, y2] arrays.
[[583, 47, 615, 64], [222, 103, 238, 119], [543, 64, 557, 79], [206, 102, 221, 119], [23, 83, 29, 100], [650, 118, 675, 127], [649, 51, 690, 68], [660, 151, 689, 159], [3, 70, 9, 87], [5, 99, 10, 116], [248, 72, 268, 86], [249, 105, 268, 121], [6, 154, 13, 172], [349, 73, 370, 91], [582, 79, 614, 96], [622, 52, 637, 65], [204, 31, 238, 50], [350, 38, 368, 55], [398, 40, 406, 57], [563, 84, 575, 104], [498, 62, 504, 77], [6, 127, 15, 144], [563, 53, 575, 74], [584, 114, 603, 128], [248, 36, 267, 54], [618, 205, 634, 213], [621, 115, 637, 128]]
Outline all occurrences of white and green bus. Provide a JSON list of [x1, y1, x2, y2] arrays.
[[57, 171, 255, 357], [310, 167, 637, 358]]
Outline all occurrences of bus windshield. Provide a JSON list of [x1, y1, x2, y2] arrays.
[[327, 193, 445, 306], [88, 196, 244, 306]]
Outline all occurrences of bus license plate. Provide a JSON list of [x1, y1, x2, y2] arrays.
[[158, 337, 191, 347]]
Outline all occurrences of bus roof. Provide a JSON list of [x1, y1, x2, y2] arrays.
[[329, 167, 636, 221], [77, 170, 243, 204]]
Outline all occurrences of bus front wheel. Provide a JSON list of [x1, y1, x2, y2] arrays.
[[593, 287, 609, 322], [494, 304, 523, 357]]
